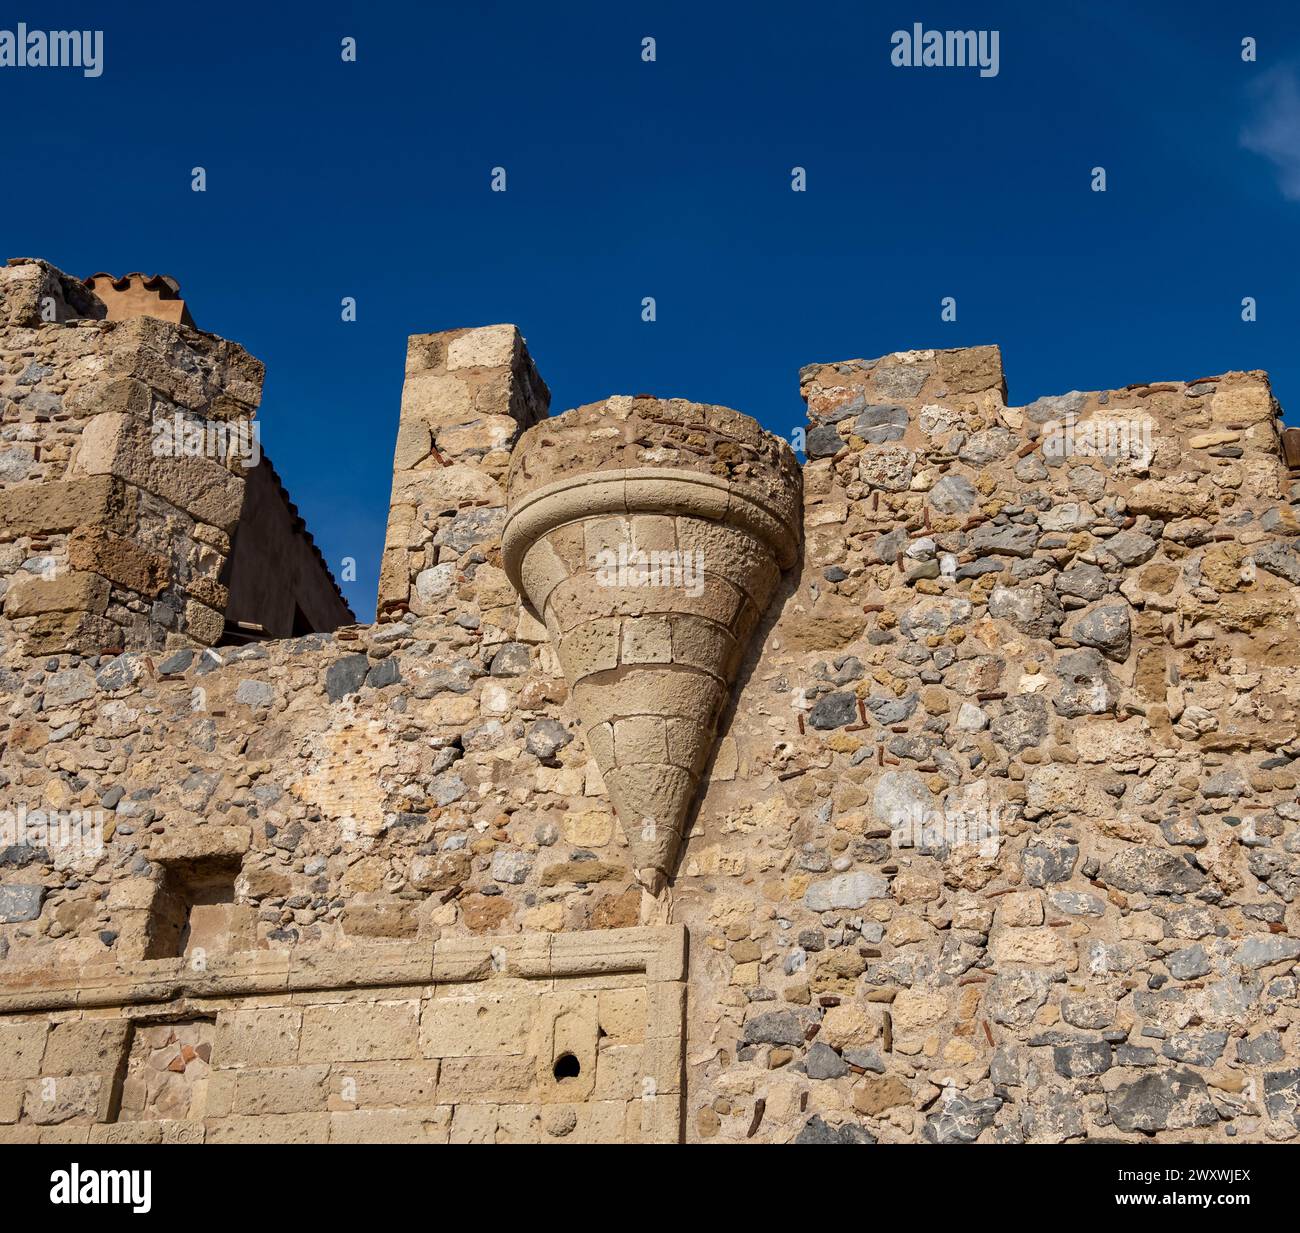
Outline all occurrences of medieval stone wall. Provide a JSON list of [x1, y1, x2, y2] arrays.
[[0, 258, 348, 655], [0, 259, 262, 653], [0, 262, 1297, 1144]]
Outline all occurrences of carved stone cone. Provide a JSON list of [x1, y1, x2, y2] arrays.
[[504, 397, 801, 892]]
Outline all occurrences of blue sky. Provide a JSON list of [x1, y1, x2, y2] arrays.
[[4, 1, 1297, 620]]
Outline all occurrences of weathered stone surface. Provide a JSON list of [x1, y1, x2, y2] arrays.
[[1065, 603, 1132, 662], [1104, 530, 1158, 566], [325, 654, 369, 701], [0, 285, 1294, 1147], [794, 1115, 876, 1144], [0, 477, 128, 540], [853, 404, 908, 444], [1233, 935, 1300, 969], [1166, 944, 1211, 980], [1100, 847, 1204, 895], [1108, 1070, 1217, 1133], [804, 1041, 849, 1080], [971, 523, 1037, 558], [742, 1011, 805, 1047], [804, 872, 887, 911], [70, 412, 245, 532], [235, 680, 275, 709], [1253, 541, 1300, 585], [988, 584, 1063, 638], [928, 473, 978, 514], [986, 971, 1051, 1027], [1263, 1069, 1300, 1125], [1022, 837, 1079, 887], [525, 718, 572, 760], [0, 885, 44, 923], [4, 571, 109, 618], [1237, 1032, 1284, 1065], [990, 695, 1049, 754], [922, 1093, 1001, 1143], [1053, 648, 1119, 717], [67, 526, 170, 597], [808, 691, 856, 730], [1053, 1040, 1111, 1078], [1056, 563, 1109, 601], [805, 424, 845, 458]]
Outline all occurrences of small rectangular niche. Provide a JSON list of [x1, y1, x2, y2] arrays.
[[143, 857, 253, 959]]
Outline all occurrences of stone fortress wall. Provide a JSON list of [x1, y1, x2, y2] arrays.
[[0, 259, 1298, 1144]]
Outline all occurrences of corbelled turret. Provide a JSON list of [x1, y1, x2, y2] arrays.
[[504, 395, 801, 895]]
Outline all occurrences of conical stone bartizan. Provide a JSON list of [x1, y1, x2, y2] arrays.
[[503, 396, 801, 894]]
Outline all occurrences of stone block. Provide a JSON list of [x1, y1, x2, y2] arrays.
[[24, 1075, 103, 1125], [436, 1055, 535, 1102], [448, 1102, 499, 1143], [41, 1020, 130, 1077], [597, 987, 647, 1043], [329, 1107, 450, 1143], [399, 372, 472, 429], [446, 325, 519, 371], [326, 1061, 440, 1110], [0, 1020, 48, 1078], [203, 1112, 330, 1144], [0, 258, 104, 326], [299, 1001, 420, 1063], [420, 995, 534, 1059], [3, 572, 109, 618], [0, 885, 46, 923], [0, 476, 130, 540], [232, 1065, 329, 1115], [182, 599, 225, 645], [0, 1080, 22, 1123], [213, 1008, 302, 1068], [70, 412, 245, 532], [67, 526, 171, 597]]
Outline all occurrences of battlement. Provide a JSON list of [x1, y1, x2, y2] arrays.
[[801, 344, 1283, 468], [83, 272, 195, 328]]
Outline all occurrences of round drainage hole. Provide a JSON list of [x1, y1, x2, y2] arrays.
[[553, 1052, 581, 1080]]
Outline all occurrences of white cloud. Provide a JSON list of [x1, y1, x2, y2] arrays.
[[1241, 67, 1300, 201]]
